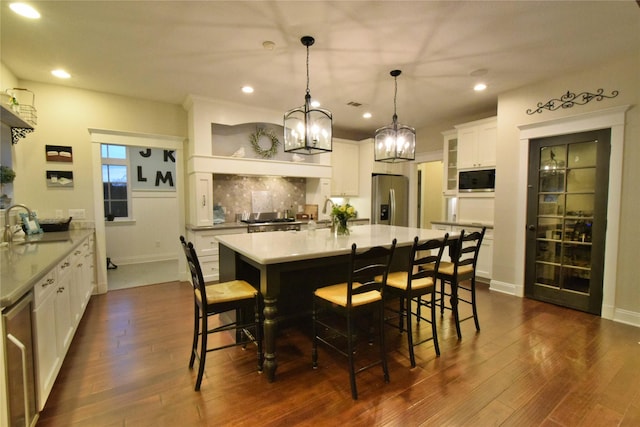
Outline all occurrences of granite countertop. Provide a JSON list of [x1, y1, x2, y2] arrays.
[[215, 224, 454, 265], [431, 220, 494, 229], [0, 229, 94, 308], [186, 218, 370, 231]]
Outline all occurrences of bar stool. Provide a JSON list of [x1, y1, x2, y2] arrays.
[[179, 236, 263, 391], [384, 234, 448, 367], [436, 228, 485, 339], [312, 239, 396, 400]]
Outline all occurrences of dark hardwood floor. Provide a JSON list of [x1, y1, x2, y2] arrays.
[[37, 281, 640, 426]]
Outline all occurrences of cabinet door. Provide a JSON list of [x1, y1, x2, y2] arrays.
[[191, 172, 213, 226], [54, 274, 74, 354], [457, 128, 477, 169], [33, 288, 60, 410], [442, 130, 458, 195], [476, 237, 493, 279], [82, 238, 95, 303], [476, 122, 497, 167], [331, 142, 359, 196]]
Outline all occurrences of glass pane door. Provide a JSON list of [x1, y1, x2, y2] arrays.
[[526, 129, 610, 314]]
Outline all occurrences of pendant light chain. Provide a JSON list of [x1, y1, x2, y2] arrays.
[[393, 74, 398, 123], [306, 43, 311, 96]]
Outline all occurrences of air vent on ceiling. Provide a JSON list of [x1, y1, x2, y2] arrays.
[[347, 101, 362, 107]]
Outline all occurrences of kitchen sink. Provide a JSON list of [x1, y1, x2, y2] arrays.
[[12, 232, 72, 245]]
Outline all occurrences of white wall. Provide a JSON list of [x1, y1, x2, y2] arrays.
[[417, 161, 443, 228], [105, 192, 179, 265], [495, 53, 640, 323], [8, 79, 187, 292]]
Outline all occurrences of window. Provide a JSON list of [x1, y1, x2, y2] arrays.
[[101, 144, 130, 218]]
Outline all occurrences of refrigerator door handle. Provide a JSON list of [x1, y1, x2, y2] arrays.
[[389, 188, 396, 225]]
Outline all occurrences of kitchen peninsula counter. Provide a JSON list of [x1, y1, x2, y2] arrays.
[[216, 224, 455, 382], [0, 229, 94, 308], [216, 224, 451, 265]]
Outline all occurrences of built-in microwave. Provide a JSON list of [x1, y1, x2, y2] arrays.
[[458, 169, 496, 192]]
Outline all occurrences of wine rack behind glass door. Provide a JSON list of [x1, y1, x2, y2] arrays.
[[525, 129, 610, 314]]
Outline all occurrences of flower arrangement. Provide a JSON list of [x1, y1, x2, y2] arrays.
[[331, 203, 356, 235]]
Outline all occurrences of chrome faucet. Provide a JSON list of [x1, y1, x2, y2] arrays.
[[322, 198, 334, 214], [3, 204, 33, 244]]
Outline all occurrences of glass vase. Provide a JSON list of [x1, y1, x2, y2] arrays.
[[336, 218, 349, 236]]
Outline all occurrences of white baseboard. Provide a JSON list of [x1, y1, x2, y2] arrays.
[[109, 253, 178, 266], [489, 279, 523, 297], [613, 308, 640, 328]]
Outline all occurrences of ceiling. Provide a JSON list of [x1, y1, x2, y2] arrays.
[[2, 1, 639, 140]]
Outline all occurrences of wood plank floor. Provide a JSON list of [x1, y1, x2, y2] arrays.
[[37, 281, 640, 426]]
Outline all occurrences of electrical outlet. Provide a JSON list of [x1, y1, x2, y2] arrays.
[[155, 240, 161, 248], [69, 208, 85, 219], [55, 209, 63, 218]]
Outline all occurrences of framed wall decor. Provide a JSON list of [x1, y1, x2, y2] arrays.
[[46, 170, 74, 187], [45, 145, 73, 162], [20, 212, 43, 235]]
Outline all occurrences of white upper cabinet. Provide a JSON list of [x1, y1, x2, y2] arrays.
[[442, 130, 458, 196], [456, 117, 497, 170], [331, 140, 360, 196], [190, 172, 213, 226]]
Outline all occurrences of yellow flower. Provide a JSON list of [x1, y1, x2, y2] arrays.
[[331, 203, 357, 221]]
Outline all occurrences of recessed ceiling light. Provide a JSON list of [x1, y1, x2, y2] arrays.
[[363, 112, 372, 119], [474, 83, 487, 92], [9, 2, 40, 19], [310, 100, 321, 108], [242, 86, 254, 94], [262, 41, 276, 50], [470, 68, 488, 77], [51, 69, 71, 79]]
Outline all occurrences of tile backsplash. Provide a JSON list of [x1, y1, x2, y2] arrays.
[[212, 174, 306, 221]]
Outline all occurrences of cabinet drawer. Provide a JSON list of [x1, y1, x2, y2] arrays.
[[33, 270, 57, 306], [194, 232, 220, 256], [57, 255, 73, 279], [198, 255, 219, 282]]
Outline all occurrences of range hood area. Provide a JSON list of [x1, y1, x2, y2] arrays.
[[188, 154, 331, 179]]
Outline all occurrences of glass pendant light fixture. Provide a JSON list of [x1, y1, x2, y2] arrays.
[[374, 70, 416, 162], [284, 36, 332, 154]]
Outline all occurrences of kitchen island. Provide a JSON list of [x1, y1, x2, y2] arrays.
[[216, 224, 455, 382]]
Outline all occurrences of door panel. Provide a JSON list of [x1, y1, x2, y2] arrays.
[[525, 129, 610, 315]]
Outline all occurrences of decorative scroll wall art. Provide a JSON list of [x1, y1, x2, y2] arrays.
[[526, 88, 619, 115]]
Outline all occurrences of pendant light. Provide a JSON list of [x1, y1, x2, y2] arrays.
[[374, 70, 416, 162], [284, 36, 332, 154]]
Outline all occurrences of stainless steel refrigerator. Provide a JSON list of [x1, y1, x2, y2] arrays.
[[372, 174, 409, 226]]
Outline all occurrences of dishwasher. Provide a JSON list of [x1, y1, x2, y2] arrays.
[[2, 291, 38, 427]]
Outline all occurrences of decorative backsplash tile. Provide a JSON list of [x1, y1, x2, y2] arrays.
[[212, 174, 306, 221]]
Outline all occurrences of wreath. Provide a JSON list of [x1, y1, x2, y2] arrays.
[[249, 128, 280, 159]]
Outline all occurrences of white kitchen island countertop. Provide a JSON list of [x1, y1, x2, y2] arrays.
[[215, 224, 457, 265]]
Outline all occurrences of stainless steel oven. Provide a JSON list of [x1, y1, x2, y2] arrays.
[[245, 220, 302, 233], [242, 212, 302, 233]]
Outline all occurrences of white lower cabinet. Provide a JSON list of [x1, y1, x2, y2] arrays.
[[187, 227, 247, 282], [32, 271, 60, 410], [32, 235, 95, 410], [431, 223, 493, 279], [452, 226, 493, 280]]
